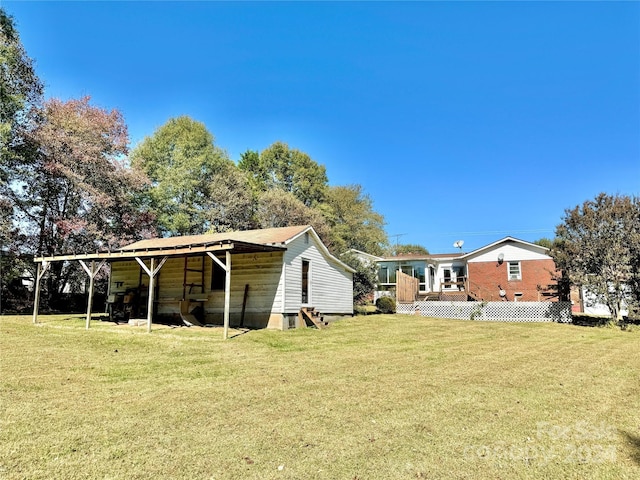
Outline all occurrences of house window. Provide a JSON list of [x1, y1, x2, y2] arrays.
[[415, 266, 426, 291], [514, 292, 523, 302], [378, 266, 388, 284], [443, 269, 452, 289], [400, 265, 413, 276], [304, 232, 310, 244], [211, 258, 227, 291], [454, 266, 465, 284], [302, 260, 310, 304], [388, 268, 396, 284], [508, 262, 522, 280]]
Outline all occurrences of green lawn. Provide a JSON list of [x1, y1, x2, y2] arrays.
[[1, 314, 639, 479]]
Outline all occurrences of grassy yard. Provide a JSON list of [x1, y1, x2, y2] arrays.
[[1, 314, 639, 479]]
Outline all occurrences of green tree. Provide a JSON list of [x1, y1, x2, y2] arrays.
[[534, 237, 554, 249], [255, 189, 332, 247], [552, 193, 640, 322], [0, 8, 42, 158], [392, 244, 429, 255], [131, 116, 238, 236], [325, 184, 388, 256], [239, 141, 328, 207], [238, 149, 267, 198], [0, 8, 43, 244], [340, 251, 378, 305], [203, 162, 254, 233]]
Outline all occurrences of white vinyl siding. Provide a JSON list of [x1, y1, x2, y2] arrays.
[[467, 242, 551, 263], [283, 232, 353, 314]]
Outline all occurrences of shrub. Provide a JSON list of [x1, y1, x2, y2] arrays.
[[375, 296, 396, 314], [354, 304, 377, 316]]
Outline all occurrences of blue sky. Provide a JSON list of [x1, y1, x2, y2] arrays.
[[4, 1, 639, 254]]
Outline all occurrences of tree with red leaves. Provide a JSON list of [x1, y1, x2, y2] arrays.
[[9, 97, 155, 302]]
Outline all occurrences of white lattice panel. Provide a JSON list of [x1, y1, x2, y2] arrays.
[[396, 303, 417, 315], [400, 301, 572, 323]]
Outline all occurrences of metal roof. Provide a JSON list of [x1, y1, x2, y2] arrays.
[[33, 226, 311, 263], [120, 225, 311, 251]]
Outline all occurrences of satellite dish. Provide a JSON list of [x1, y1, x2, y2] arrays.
[[453, 240, 464, 250]]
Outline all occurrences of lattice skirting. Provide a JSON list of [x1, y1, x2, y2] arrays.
[[397, 301, 572, 323]]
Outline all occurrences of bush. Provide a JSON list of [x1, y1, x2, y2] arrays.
[[375, 296, 396, 314], [354, 304, 377, 316]]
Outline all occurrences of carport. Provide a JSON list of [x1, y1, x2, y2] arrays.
[[32, 237, 285, 339]]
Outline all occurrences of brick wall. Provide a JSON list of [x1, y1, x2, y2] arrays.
[[467, 258, 558, 301]]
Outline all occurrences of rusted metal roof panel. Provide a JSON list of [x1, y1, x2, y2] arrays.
[[119, 225, 311, 251]]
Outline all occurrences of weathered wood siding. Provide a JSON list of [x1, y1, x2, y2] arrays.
[[109, 252, 285, 328], [110, 261, 142, 293], [283, 233, 353, 315], [207, 251, 284, 327]]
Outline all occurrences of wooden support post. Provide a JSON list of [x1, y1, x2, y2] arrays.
[[134, 256, 168, 333], [84, 261, 96, 330], [32, 261, 50, 324], [207, 251, 232, 340], [147, 257, 155, 333], [223, 251, 231, 340], [79, 259, 106, 330], [32, 263, 42, 325]]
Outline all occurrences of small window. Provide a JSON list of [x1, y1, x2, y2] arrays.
[[302, 260, 310, 304], [443, 269, 452, 289], [304, 232, 310, 244], [514, 292, 523, 302], [211, 258, 226, 290], [508, 262, 521, 280]]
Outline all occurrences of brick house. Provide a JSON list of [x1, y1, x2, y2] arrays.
[[463, 237, 559, 301], [372, 237, 560, 302]]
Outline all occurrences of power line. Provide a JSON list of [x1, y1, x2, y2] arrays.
[[411, 228, 555, 238]]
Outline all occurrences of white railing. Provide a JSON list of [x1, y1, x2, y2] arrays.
[[396, 301, 572, 323]]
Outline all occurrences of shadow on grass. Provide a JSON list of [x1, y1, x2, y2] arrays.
[[571, 314, 611, 327], [228, 328, 252, 339], [571, 314, 640, 329], [621, 431, 640, 466]]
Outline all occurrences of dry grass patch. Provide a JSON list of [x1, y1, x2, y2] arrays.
[[1, 314, 639, 479]]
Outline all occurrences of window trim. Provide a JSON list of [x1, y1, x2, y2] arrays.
[[508, 261, 522, 281], [301, 259, 310, 305]]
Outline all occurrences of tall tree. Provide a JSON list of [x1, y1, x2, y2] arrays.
[[552, 193, 640, 322], [0, 7, 43, 243], [255, 189, 332, 247], [325, 184, 388, 256], [0, 8, 42, 157], [340, 250, 378, 305], [10, 97, 154, 301], [203, 162, 254, 233], [238, 149, 267, 198], [392, 244, 430, 256], [534, 238, 554, 249], [239, 141, 329, 207], [131, 116, 241, 236]]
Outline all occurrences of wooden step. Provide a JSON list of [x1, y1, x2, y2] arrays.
[[299, 307, 327, 329]]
